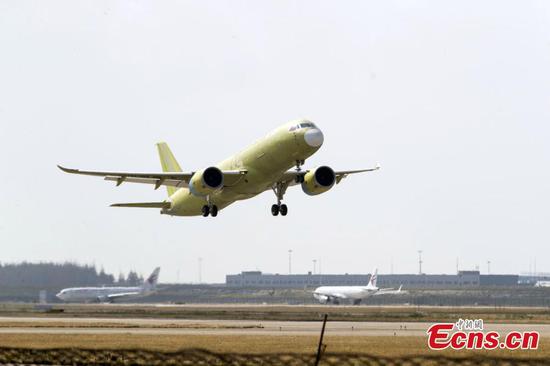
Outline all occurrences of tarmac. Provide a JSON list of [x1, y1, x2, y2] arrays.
[[1, 316, 549, 336]]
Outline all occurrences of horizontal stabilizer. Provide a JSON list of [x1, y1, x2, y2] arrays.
[[110, 202, 171, 209]]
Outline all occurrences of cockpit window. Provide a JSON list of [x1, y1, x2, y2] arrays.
[[289, 122, 316, 132]]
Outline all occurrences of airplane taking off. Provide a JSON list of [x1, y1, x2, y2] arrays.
[[56, 267, 160, 303], [58, 119, 379, 217], [313, 269, 405, 305]]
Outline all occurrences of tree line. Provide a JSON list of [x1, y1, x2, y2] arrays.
[[0, 262, 144, 288]]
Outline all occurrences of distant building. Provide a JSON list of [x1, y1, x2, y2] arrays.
[[377, 271, 481, 288], [225, 270, 519, 289], [480, 274, 519, 286], [519, 273, 550, 285]]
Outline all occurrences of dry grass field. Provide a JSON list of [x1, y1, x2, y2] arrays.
[[0, 333, 548, 358], [0, 334, 548, 366], [1, 304, 549, 364]]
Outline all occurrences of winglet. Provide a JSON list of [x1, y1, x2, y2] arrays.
[[57, 165, 77, 174]]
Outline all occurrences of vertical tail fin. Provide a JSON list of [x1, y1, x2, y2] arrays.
[[156, 142, 182, 197], [142, 267, 160, 292], [368, 268, 378, 288]]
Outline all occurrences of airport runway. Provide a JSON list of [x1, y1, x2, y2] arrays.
[[1, 316, 550, 336]]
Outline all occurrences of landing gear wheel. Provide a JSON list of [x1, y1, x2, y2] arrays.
[[201, 205, 210, 217], [210, 205, 218, 217], [271, 181, 291, 217]]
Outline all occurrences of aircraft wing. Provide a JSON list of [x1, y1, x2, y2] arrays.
[[373, 288, 393, 295], [333, 164, 381, 183], [280, 164, 380, 186], [58, 165, 247, 190], [374, 285, 405, 295]]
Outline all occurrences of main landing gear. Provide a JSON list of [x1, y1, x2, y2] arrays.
[[271, 203, 288, 216], [270, 160, 305, 216], [202, 196, 218, 217], [271, 181, 289, 216], [201, 205, 218, 217]]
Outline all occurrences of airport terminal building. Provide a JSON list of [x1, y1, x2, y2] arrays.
[[225, 270, 519, 289]]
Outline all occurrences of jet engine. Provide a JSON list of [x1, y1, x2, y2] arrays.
[[314, 294, 329, 304], [189, 167, 224, 196], [301, 166, 336, 196]]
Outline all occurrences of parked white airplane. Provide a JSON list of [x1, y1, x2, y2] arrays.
[[313, 269, 404, 305], [56, 267, 160, 303]]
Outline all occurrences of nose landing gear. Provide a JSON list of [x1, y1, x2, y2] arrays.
[[295, 160, 305, 183]]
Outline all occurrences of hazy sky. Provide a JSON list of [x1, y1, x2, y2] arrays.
[[1, 1, 549, 283]]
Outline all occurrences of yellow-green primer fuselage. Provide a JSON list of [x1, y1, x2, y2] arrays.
[[165, 120, 322, 216]]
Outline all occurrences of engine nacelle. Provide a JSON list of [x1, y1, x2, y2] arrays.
[[189, 167, 224, 197], [314, 293, 329, 304], [301, 166, 336, 196]]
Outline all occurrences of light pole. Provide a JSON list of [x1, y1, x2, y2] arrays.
[[198, 257, 203, 284], [487, 260, 491, 275], [418, 250, 423, 275], [313, 259, 317, 275], [288, 249, 293, 275]]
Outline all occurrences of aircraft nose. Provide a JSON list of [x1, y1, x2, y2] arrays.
[[304, 128, 324, 147], [55, 292, 63, 300]]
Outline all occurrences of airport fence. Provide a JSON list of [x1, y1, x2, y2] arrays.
[[0, 348, 548, 366]]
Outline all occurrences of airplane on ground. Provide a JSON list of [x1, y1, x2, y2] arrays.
[[56, 267, 160, 303], [313, 269, 405, 305], [58, 119, 379, 217]]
